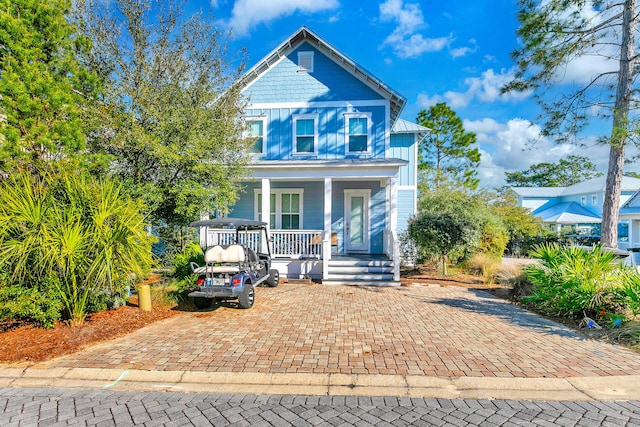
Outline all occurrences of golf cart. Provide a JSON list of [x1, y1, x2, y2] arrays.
[[188, 218, 279, 309]]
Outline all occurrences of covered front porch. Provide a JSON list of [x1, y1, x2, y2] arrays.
[[222, 159, 406, 283]]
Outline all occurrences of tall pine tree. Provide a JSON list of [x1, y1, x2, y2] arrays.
[[0, 0, 98, 172]]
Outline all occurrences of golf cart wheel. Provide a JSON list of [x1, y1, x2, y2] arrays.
[[238, 282, 255, 309], [192, 297, 212, 309], [266, 269, 279, 287]]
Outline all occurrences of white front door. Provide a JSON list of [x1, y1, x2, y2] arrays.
[[344, 189, 370, 252]]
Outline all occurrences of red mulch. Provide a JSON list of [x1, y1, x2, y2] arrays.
[[0, 295, 180, 364]]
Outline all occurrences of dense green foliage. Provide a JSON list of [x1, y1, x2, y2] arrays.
[[74, 0, 251, 232], [506, 155, 603, 187], [0, 0, 99, 172], [523, 244, 640, 324], [416, 103, 480, 191], [0, 171, 154, 326], [410, 188, 511, 272]]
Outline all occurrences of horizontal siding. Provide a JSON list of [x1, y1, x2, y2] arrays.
[[390, 133, 416, 187]]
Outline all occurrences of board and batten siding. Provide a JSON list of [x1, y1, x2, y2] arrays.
[[244, 104, 386, 160]]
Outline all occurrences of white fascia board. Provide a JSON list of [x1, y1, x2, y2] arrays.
[[246, 100, 388, 110], [248, 164, 404, 180]]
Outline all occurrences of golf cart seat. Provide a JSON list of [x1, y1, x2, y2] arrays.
[[199, 244, 246, 274]]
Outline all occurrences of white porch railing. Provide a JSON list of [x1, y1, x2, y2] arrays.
[[205, 229, 324, 258], [270, 230, 323, 258]]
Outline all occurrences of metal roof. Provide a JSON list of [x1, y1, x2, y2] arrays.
[[510, 187, 566, 198], [391, 118, 430, 135], [237, 26, 407, 125], [533, 202, 601, 224], [561, 176, 640, 196]]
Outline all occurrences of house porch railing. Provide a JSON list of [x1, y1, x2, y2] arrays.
[[204, 229, 323, 258]]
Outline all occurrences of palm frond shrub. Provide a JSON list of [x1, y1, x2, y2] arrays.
[[0, 171, 154, 327], [522, 243, 640, 321]]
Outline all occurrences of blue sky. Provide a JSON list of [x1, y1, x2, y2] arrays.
[[197, 0, 622, 187]]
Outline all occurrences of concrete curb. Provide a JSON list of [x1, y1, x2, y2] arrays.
[[1, 367, 638, 401]]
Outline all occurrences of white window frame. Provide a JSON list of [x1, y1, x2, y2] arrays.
[[243, 116, 267, 155], [592, 194, 598, 206], [581, 195, 587, 206], [344, 112, 372, 154], [297, 51, 314, 73], [292, 114, 318, 155], [254, 189, 304, 229]]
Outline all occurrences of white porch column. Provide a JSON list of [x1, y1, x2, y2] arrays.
[[390, 175, 398, 234], [199, 211, 210, 248], [323, 178, 332, 279], [261, 178, 271, 233]]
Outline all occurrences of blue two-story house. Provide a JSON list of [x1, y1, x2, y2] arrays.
[[201, 27, 426, 284]]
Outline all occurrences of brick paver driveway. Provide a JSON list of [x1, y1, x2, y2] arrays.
[[44, 283, 640, 378]]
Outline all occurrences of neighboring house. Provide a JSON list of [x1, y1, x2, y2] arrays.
[[512, 176, 640, 245], [200, 26, 427, 284]]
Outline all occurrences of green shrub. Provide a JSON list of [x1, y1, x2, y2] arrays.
[[522, 243, 640, 322], [0, 171, 154, 326], [0, 276, 63, 329], [172, 242, 204, 280]]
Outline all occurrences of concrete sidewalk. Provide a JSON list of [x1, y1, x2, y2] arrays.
[[1, 366, 640, 401]]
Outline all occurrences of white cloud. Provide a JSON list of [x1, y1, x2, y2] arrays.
[[418, 68, 532, 110], [227, 0, 339, 36], [450, 39, 478, 58], [464, 117, 609, 187], [379, 0, 451, 58]]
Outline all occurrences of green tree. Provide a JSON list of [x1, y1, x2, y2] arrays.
[[415, 187, 509, 269], [483, 188, 544, 256], [0, 0, 99, 173], [505, 0, 638, 248], [506, 155, 603, 187], [408, 211, 479, 275], [73, 0, 250, 230], [416, 103, 480, 190]]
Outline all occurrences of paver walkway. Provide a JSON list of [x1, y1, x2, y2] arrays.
[[42, 283, 640, 379], [3, 387, 640, 426]]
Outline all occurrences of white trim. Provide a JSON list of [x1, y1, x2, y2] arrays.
[[398, 185, 417, 191], [297, 51, 314, 72], [244, 116, 267, 156], [254, 188, 304, 229], [292, 114, 318, 155], [344, 189, 371, 252], [344, 112, 372, 155], [247, 100, 388, 110]]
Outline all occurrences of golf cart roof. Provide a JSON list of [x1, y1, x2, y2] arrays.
[[189, 218, 268, 230]]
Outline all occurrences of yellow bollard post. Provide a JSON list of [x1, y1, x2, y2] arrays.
[[138, 284, 152, 311]]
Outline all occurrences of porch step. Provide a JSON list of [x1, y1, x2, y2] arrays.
[[322, 257, 399, 286]]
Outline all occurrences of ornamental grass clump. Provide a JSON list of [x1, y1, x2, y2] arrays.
[[523, 243, 640, 324]]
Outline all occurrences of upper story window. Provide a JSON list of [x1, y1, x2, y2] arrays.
[[293, 114, 317, 155], [245, 117, 266, 154], [297, 51, 314, 73], [581, 195, 587, 206], [345, 113, 372, 154], [592, 194, 598, 206]]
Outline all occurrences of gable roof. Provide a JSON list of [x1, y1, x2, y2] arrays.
[[533, 202, 601, 224], [237, 26, 407, 125]]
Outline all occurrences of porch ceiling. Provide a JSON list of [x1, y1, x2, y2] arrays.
[[248, 158, 408, 180]]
